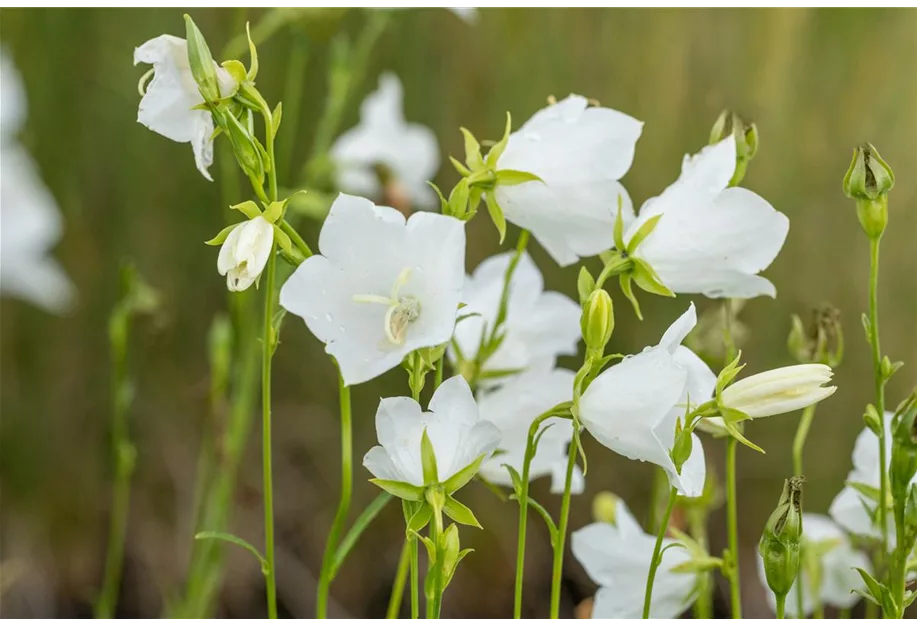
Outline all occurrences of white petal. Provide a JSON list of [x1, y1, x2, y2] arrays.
[[658, 302, 697, 353], [376, 396, 425, 450], [427, 375, 478, 427], [673, 345, 717, 407], [828, 486, 883, 541], [677, 134, 737, 195], [363, 445, 406, 483]]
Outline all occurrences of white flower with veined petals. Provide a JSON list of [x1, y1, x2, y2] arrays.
[[449, 251, 580, 379], [134, 35, 238, 181], [490, 95, 643, 267], [578, 303, 714, 497], [0, 52, 75, 313], [721, 364, 836, 418], [624, 134, 789, 298], [572, 499, 699, 618], [477, 367, 581, 494], [829, 415, 914, 547], [279, 193, 465, 386], [217, 217, 274, 292], [363, 375, 501, 488], [757, 513, 869, 617], [331, 73, 440, 209]]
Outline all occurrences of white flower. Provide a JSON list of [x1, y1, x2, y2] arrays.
[[757, 513, 869, 617], [578, 303, 714, 497], [279, 193, 465, 386], [134, 35, 237, 181], [449, 251, 580, 379], [363, 375, 501, 488], [490, 95, 643, 267], [0, 52, 75, 313], [217, 216, 274, 292], [624, 135, 789, 298], [331, 73, 439, 209], [721, 364, 836, 418], [572, 499, 699, 618], [829, 415, 914, 547], [477, 366, 581, 494], [447, 7, 478, 22]]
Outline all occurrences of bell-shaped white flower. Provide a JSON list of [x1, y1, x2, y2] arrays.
[[624, 135, 789, 298], [829, 415, 912, 546], [720, 364, 836, 419], [363, 375, 501, 488], [331, 73, 439, 209], [0, 52, 75, 313], [280, 193, 465, 386], [134, 35, 238, 181], [572, 499, 699, 618], [757, 513, 869, 617], [217, 216, 274, 292], [491, 95, 642, 267], [477, 366, 581, 494], [577, 303, 714, 497], [449, 251, 580, 379]]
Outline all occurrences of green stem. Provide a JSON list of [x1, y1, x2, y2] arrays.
[[775, 594, 786, 619], [646, 467, 668, 533], [316, 372, 353, 618], [594, 254, 634, 289], [866, 599, 879, 619], [426, 505, 445, 619], [330, 492, 392, 580], [795, 572, 805, 618], [434, 355, 444, 389], [892, 503, 907, 618], [280, 219, 313, 259], [549, 431, 579, 619], [642, 486, 678, 619], [261, 247, 278, 619], [792, 404, 817, 478], [410, 531, 419, 620], [386, 539, 411, 619], [838, 607, 851, 619], [688, 505, 713, 619], [726, 437, 742, 619]]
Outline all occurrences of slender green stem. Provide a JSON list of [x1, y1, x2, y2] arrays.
[[316, 373, 353, 618], [688, 505, 713, 619], [646, 467, 667, 533], [280, 219, 313, 259], [425, 506, 445, 619], [549, 434, 579, 619], [261, 247, 278, 619], [838, 606, 851, 619], [594, 254, 634, 289], [725, 437, 742, 619], [434, 355, 444, 389], [867, 238, 890, 577], [386, 538, 411, 619], [642, 486, 678, 619], [410, 532, 419, 620], [330, 492, 392, 580], [892, 503, 907, 618], [775, 594, 786, 619], [792, 404, 817, 478], [795, 571, 805, 618]]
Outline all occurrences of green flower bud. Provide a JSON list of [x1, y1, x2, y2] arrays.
[[787, 305, 843, 367], [219, 111, 265, 184], [591, 491, 620, 525], [709, 110, 759, 186], [843, 143, 894, 239], [581, 289, 614, 353], [670, 418, 694, 474], [184, 15, 222, 103], [759, 476, 804, 597], [890, 391, 917, 500]]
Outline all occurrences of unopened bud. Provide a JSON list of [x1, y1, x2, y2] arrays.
[[787, 305, 843, 367], [670, 420, 694, 474], [220, 111, 265, 184], [890, 391, 917, 500], [591, 491, 620, 525], [184, 15, 221, 102], [709, 110, 758, 186], [581, 289, 614, 353], [844, 143, 894, 239], [758, 476, 804, 597]]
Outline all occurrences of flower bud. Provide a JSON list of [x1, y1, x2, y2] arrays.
[[220, 111, 266, 184], [720, 364, 836, 419], [758, 476, 804, 597], [787, 305, 843, 367], [581, 289, 614, 353], [890, 391, 917, 500], [670, 419, 694, 474], [591, 491, 620, 525], [184, 14, 221, 103], [709, 110, 758, 186], [217, 216, 274, 292], [843, 143, 894, 239]]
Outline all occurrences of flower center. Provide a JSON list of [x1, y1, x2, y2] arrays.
[[353, 268, 421, 346]]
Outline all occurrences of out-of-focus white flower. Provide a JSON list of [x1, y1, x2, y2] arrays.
[[134, 35, 237, 181], [447, 7, 478, 22], [572, 499, 699, 618], [331, 73, 439, 209], [280, 193, 465, 386], [624, 135, 789, 298], [490, 95, 642, 267], [449, 251, 580, 379], [363, 375, 500, 488], [477, 366, 580, 494], [577, 303, 714, 497], [757, 513, 869, 617], [0, 52, 75, 313], [217, 216, 274, 292], [829, 415, 913, 547], [721, 364, 836, 418]]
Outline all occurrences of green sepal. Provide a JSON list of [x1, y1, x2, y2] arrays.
[[484, 190, 506, 244], [183, 14, 221, 102], [370, 478, 424, 501], [618, 273, 643, 320], [428, 181, 449, 214], [495, 169, 543, 187], [715, 352, 745, 400], [631, 258, 675, 298], [577, 267, 596, 306], [846, 480, 885, 506], [460, 127, 484, 171], [468, 186, 483, 217], [205, 222, 241, 246], [724, 420, 765, 454], [448, 178, 470, 219], [406, 502, 432, 534], [220, 60, 248, 89], [271, 224, 294, 258], [613, 194, 626, 251], [195, 531, 267, 573], [449, 156, 472, 177], [485, 112, 512, 168], [245, 21, 259, 81], [854, 567, 897, 617], [420, 428, 439, 486], [443, 495, 481, 528], [231, 200, 263, 220], [477, 367, 525, 380], [625, 214, 662, 254], [503, 464, 523, 497], [443, 453, 487, 495], [271, 102, 283, 138]]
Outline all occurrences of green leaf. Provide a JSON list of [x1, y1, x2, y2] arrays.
[[271, 101, 283, 137], [846, 481, 883, 504], [495, 169, 544, 187], [861, 313, 871, 344], [444, 548, 474, 588], [443, 495, 481, 528], [613, 194, 626, 251], [460, 127, 484, 171], [854, 567, 888, 605], [195, 531, 266, 570], [631, 258, 675, 298], [625, 214, 662, 254], [420, 428, 439, 486], [443, 453, 487, 495], [204, 222, 241, 246], [449, 156, 472, 177], [231, 200, 262, 220], [532, 422, 556, 454], [510, 494, 557, 540], [370, 478, 424, 501], [484, 190, 506, 244], [478, 367, 525, 380], [331, 492, 392, 579], [618, 273, 643, 320], [407, 502, 433, 534], [486, 112, 512, 168], [502, 463, 523, 497]]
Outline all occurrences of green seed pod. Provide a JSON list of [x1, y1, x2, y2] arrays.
[[758, 476, 804, 597]]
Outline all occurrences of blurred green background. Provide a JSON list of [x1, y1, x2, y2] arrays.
[[1, 7, 915, 619]]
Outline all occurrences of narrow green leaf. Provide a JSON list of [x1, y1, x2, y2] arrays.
[[502, 463, 523, 497], [230, 200, 262, 220], [625, 214, 662, 254], [460, 127, 484, 170], [619, 273, 643, 320], [510, 494, 557, 540], [443, 495, 481, 528], [195, 531, 265, 569], [443, 453, 487, 495], [331, 492, 392, 579], [478, 367, 525, 380], [485, 190, 506, 244], [846, 481, 883, 504], [486, 112, 512, 168], [495, 169, 544, 187], [204, 222, 241, 246], [420, 428, 439, 486], [369, 478, 424, 501]]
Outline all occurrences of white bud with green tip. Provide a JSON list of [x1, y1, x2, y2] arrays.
[[216, 216, 273, 292]]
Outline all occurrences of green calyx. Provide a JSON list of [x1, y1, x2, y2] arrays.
[[709, 110, 759, 187], [204, 194, 306, 264], [758, 477, 804, 597]]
